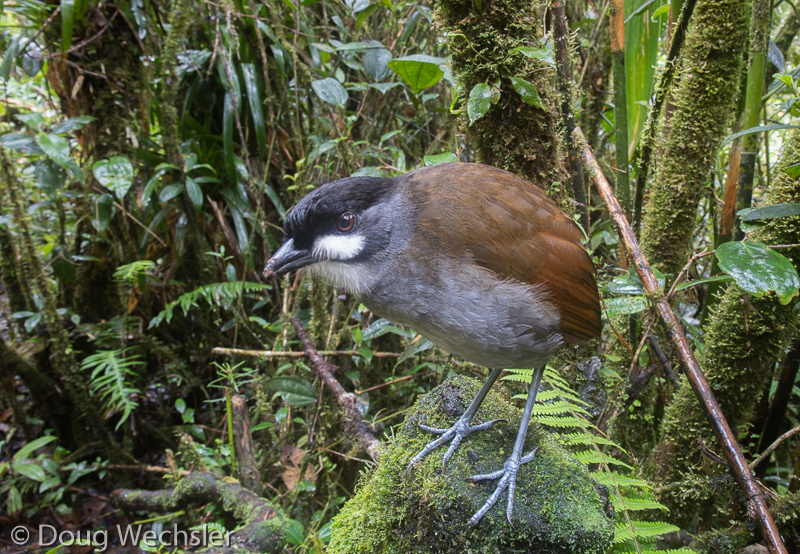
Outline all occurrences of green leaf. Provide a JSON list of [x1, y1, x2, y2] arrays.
[[467, 83, 493, 124], [424, 152, 458, 165], [311, 77, 349, 107], [0, 133, 44, 154], [35, 160, 66, 198], [721, 124, 800, 148], [264, 376, 318, 406], [623, 0, 660, 23], [159, 183, 184, 203], [510, 76, 542, 108], [15, 112, 46, 131], [15, 463, 47, 481], [51, 115, 96, 134], [716, 241, 800, 304], [742, 202, 800, 222], [0, 36, 21, 80], [13, 435, 57, 465], [786, 162, 800, 179], [363, 44, 392, 82], [603, 296, 647, 316], [286, 519, 305, 546], [612, 521, 680, 543], [38, 133, 71, 168], [674, 274, 733, 291], [241, 63, 266, 158], [509, 46, 555, 67], [92, 156, 134, 199], [387, 55, 445, 94], [397, 337, 434, 364], [185, 176, 203, 208], [93, 193, 114, 232], [61, 0, 74, 51], [7, 485, 22, 514], [650, 3, 670, 19], [223, 91, 236, 181]]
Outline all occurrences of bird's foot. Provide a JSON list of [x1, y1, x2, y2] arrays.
[[405, 417, 506, 477], [465, 446, 540, 526]]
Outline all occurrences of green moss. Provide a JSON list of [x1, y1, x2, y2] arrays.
[[649, 130, 800, 523], [329, 375, 613, 554], [640, 0, 751, 277]]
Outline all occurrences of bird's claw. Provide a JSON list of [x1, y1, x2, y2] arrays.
[[405, 418, 506, 477], [465, 446, 540, 526]]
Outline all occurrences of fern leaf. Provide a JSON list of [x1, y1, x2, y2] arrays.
[[592, 473, 652, 489], [573, 450, 634, 469], [560, 432, 621, 449], [533, 415, 587, 428], [149, 282, 272, 328], [610, 496, 668, 512], [613, 521, 680, 543]]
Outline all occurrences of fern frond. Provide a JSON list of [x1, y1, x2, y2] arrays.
[[573, 450, 634, 470], [532, 415, 587, 428], [592, 473, 652, 489], [613, 521, 680, 543], [81, 347, 144, 429], [560, 432, 621, 449], [610, 496, 668, 512], [149, 282, 272, 328]]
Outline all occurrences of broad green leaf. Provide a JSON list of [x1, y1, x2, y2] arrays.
[[286, 519, 305, 546], [716, 241, 800, 304], [15, 463, 47, 481], [92, 156, 134, 199], [388, 55, 444, 93], [24, 312, 42, 333], [623, 0, 660, 23], [264, 376, 318, 406], [7, 485, 22, 514], [223, 91, 236, 181], [93, 193, 114, 232], [510, 76, 542, 108], [51, 115, 96, 134], [424, 152, 458, 165], [603, 296, 647, 316], [15, 112, 46, 131], [367, 82, 402, 94], [786, 162, 800, 179], [742, 202, 800, 222], [38, 133, 71, 168], [651, 3, 670, 19], [35, 160, 66, 198], [185, 176, 203, 208], [61, 0, 74, 51], [721, 124, 800, 148], [312, 77, 348, 107], [363, 45, 392, 82], [625, 0, 665, 156], [510, 46, 554, 67], [467, 83, 493, 124]]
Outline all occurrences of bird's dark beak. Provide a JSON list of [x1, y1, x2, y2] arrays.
[[263, 238, 314, 278]]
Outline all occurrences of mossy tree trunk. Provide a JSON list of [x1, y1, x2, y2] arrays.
[[648, 129, 800, 524], [639, 0, 751, 278], [432, 0, 569, 204]]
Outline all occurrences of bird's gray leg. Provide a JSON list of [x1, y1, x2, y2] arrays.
[[466, 365, 545, 526], [406, 368, 505, 476]]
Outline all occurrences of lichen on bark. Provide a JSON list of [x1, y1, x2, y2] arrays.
[[639, 0, 751, 278], [649, 129, 800, 522]]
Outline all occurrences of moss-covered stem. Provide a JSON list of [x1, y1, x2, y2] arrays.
[[610, 0, 630, 215], [639, 0, 750, 279], [553, 0, 589, 229], [647, 130, 800, 538]]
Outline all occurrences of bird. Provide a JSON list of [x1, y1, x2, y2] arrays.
[[263, 162, 601, 525]]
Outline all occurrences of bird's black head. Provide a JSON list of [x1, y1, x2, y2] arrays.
[[263, 175, 407, 293]]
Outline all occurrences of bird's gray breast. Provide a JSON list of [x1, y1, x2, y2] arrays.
[[362, 257, 563, 369]]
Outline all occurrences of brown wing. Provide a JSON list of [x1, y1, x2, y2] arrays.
[[405, 163, 601, 345]]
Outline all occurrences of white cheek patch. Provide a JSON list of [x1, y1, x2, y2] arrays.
[[313, 234, 365, 261]]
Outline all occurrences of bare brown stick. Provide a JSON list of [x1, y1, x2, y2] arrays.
[[575, 126, 787, 554], [355, 370, 436, 395], [213, 346, 403, 358], [750, 424, 800, 470], [231, 394, 261, 493], [290, 316, 382, 461]]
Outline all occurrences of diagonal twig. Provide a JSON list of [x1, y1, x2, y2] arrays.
[[574, 126, 788, 554]]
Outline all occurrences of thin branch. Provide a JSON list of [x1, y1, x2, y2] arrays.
[[212, 346, 405, 358], [574, 126, 788, 554], [290, 316, 383, 461], [750, 424, 800, 470], [18, 6, 61, 56]]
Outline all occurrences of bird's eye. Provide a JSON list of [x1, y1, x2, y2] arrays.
[[337, 213, 356, 232]]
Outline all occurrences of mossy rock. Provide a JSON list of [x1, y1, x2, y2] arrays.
[[329, 375, 614, 553]]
